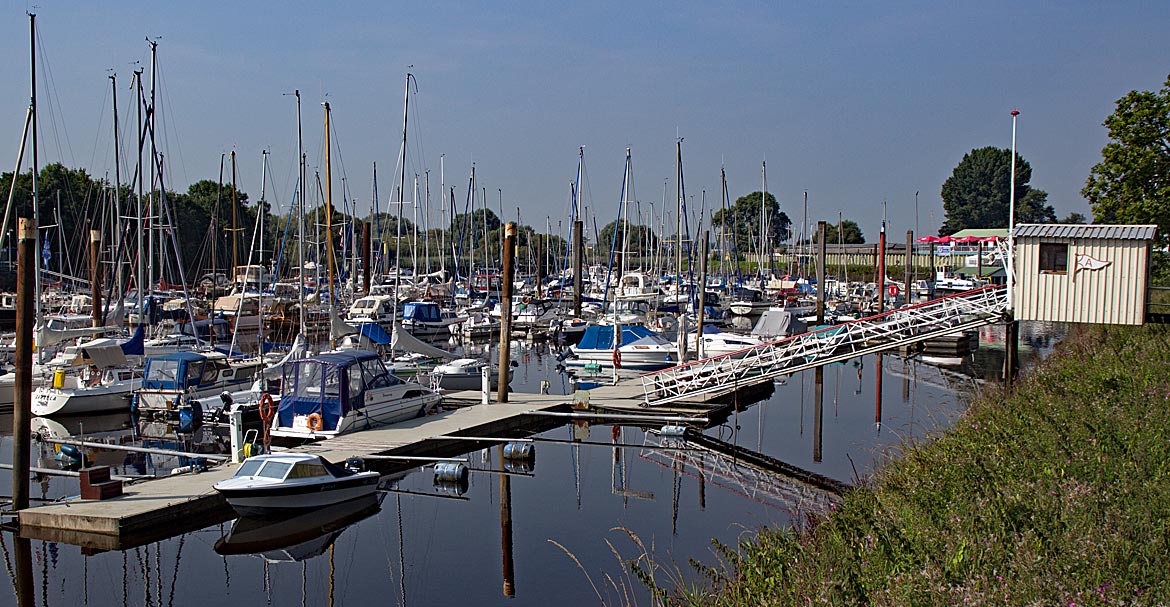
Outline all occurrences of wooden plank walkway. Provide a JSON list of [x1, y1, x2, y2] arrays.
[[18, 395, 568, 550]]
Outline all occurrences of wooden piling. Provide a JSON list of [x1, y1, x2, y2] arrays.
[[816, 221, 826, 324], [12, 218, 34, 512], [572, 219, 583, 316], [497, 223, 516, 403], [877, 227, 887, 314], [90, 229, 103, 327]]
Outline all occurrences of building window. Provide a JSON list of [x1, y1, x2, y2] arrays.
[[1039, 243, 1068, 274]]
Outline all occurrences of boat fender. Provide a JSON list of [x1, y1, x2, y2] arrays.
[[502, 442, 534, 461], [612, 349, 622, 369], [659, 425, 688, 438], [306, 412, 324, 432]]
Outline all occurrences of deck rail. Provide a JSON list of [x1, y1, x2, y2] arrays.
[[639, 286, 1009, 407]]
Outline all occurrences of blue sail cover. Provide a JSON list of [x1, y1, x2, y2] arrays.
[[402, 301, 442, 323], [120, 324, 145, 356], [575, 325, 656, 351], [357, 322, 392, 345]]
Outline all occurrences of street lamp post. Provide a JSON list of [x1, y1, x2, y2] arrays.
[[1007, 109, 1019, 312]]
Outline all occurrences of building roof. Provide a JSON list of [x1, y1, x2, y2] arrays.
[[1014, 224, 1157, 240], [951, 228, 1008, 239]]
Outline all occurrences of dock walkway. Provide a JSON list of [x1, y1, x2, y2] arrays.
[[19, 395, 569, 550]]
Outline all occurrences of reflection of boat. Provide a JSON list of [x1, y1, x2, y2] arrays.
[[214, 453, 380, 516], [30, 412, 134, 440], [214, 492, 382, 560], [269, 350, 441, 439]]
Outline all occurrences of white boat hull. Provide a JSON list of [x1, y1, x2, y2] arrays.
[[31, 384, 135, 416]]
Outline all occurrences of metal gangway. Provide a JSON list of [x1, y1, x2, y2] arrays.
[[640, 286, 1009, 407]]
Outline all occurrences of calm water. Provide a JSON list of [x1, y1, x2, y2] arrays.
[[0, 322, 1063, 606]]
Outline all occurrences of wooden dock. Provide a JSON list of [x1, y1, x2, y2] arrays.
[[18, 395, 571, 551], [16, 376, 745, 551]]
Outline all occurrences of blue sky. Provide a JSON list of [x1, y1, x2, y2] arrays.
[[1, 1, 1167, 241]]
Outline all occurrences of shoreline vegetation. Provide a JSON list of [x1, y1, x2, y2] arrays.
[[655, 323, 1170, 605]]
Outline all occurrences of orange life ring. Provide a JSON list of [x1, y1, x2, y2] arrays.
[[611, 349, 622, 369], [258, 393, 277, 423], [306, 412, 324, 432]]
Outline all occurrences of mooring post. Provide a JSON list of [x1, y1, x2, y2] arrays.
[[90, 229, 103, 327], [497, 223, 516, 403], [12, 218, 34, 512], [362, 221, 371, 295], [572, 219, 583, 317], [816, 221, 827, 324], [877, 224, 887, 314], [904, 229, 914, 353], [1004, 314, 1020, 388]]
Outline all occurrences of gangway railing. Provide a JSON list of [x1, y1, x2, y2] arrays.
[[640, 286, 1008, 407]]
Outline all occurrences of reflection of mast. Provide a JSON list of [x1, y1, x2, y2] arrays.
[[500, 446, 516, 597]]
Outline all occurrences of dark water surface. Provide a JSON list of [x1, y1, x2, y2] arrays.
[[0, 322, 1063, 606]]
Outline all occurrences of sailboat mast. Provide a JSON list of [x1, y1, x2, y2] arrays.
[[760, 160, 767, 277], [231, 150, 239, 278], [110, 73, 124, 313], [134, 69, 144, 321], [29, 13, 41, 328], [324, 102, 335, 313], [295, 90, 306, 336], [148, 38, 157, 304], [397, 71, 411, 277]]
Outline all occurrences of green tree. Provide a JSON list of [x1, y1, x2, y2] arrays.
[[1059, 212, 1088, 225], [1082, 74, 1170, 245], [813, 219, 865, 244], [711, 191, 792, 259], [598, 219, 658, 257], [940, 147, 1055, 235]]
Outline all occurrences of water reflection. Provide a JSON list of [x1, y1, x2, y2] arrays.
[[215, 493, 382, 560]]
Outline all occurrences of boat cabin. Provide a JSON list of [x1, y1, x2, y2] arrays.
[[348, 295, 397, 323], [277, 351, 406, 433]]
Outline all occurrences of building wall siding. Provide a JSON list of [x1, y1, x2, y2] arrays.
[[1015, 237, 1148, 325]]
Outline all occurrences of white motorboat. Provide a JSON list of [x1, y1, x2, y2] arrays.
[[430, 358, 504, 391], [566, 324, 677, 371], [30, 366, 140, 416], [213, 453, 380, 516], [687, 326, 764, 359], [268, 350, 441, 439]]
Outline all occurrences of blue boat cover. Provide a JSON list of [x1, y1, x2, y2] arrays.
[[575, 325, 656, 351], [358, 322, 392, 345], [278, 350, 384, 429], [120, 324, 145, 356], [402, 301, 442, 323]]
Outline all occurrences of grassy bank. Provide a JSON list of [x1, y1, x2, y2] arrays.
[[662, 323, 1170, 605]]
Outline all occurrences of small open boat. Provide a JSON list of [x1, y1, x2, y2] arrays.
[[213, 453, 379, 516]]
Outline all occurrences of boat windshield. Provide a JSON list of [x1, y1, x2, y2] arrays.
[[286, 462, 329, 479], [234, 459, 263, 477], [257, 461, 292, 480], [146, 360, 180, 382]]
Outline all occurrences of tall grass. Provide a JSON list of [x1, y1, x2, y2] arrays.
[[664, 323, 1170, 606]]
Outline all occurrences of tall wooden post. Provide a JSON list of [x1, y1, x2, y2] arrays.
[[362, 221, 371, 295], [905, 230, 913, 295], [497, 223, 516, 403], [90, 229, 103, 327], [877, 226, 887, 314], [572, 219, 583, 316], [12, 218, 35, 512], [816, 221, 827, 324]]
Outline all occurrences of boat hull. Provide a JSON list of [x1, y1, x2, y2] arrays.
[[217, 473, 379, 517], [31, 385, 133, 416]]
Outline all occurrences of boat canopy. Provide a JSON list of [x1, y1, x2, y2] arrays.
[[279, 350, 402, 430], [575, 324, 656, 350], [402, 302, 442, 324], [141, 351, 227, 391]]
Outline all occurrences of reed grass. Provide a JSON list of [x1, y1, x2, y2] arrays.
[[661, 323, 1170, 605]]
